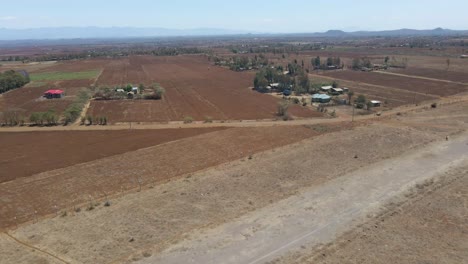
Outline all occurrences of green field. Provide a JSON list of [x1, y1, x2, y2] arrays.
[[30, 70, 100, 81]]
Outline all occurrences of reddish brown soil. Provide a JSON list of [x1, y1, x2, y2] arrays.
[[0, 127, 225, 183], [89, 55, 319, 122], [322, 70, 467, 96], [30, 59, 108, 73], [0, 125, 329, 229], [389, 67, 468, 83]]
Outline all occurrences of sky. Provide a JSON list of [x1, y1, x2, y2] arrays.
[[1, 0, 468, 32]]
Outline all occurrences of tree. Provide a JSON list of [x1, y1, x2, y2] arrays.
[[298, 73, 310, 93], [355, 95, 367, 109], [446, 58, 451, 71], [312, 56, 321, 69], [326, 57, 333, 66], [347, 91, 355, 105], [384, 56, 390, 64], [332, 80, 339, 88], [366, 101, 373, 111]]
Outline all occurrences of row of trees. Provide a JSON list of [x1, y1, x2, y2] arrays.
[[63, 91, 90, 125], [212, 54, 270, 71], [311, 56, 343, 70], [0, 47, 205, 62], [29, 110, 59, 126], [0, 70, 30, 94]]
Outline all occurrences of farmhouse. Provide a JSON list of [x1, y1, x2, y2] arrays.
[[321, 86, 333, 92], [44, 89, 64, 99], [370, 100, 382, 107], [312, 93, 331, 103]]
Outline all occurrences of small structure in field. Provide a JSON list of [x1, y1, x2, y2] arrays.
[[132, 87, 139, 94], [44, 89, 64, 99], [283, 89, 292, 96], [330, 88, 344, 94], [370, 100, 382, 107], [312, 94, 331, 103], [460, 55, 468, 59], [321, 85, 333, 92], [342, 87, 349, 93], [270, 83, 280, 89]]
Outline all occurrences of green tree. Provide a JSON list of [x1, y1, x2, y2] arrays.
[[355, 94, 367, 109]]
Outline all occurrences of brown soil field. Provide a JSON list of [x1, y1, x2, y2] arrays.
[[88, 55, 318, 122], [322, 70, 468, 97], [389, 67, 468, 83], [0, 127, 225, 183], [28, 58, 108, 73], [0, 125, 327, 230], [6, 106, 466, 263], [285, 163, 468, 264]]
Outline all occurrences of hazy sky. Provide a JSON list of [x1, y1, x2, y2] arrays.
[[1, 0, 467, 32]]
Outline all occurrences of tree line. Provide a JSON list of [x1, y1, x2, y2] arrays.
[[0, 47, 205, 62], [0, 70, 30, 94]]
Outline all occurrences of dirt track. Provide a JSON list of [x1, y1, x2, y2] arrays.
[[148, 133, 468, 264]]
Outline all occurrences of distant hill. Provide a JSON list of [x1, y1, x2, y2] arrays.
[[0, 27, 467, 40], [313, 28, 468, 37]]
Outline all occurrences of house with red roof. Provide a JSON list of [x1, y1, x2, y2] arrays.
[[44, 89, 64, 99]]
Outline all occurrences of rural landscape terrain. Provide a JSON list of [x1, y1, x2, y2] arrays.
[[1, 29, 468, 264]]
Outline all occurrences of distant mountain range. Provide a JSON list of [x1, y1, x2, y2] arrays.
[[0, 27, 467, 40], [310, 28, 468, 37]]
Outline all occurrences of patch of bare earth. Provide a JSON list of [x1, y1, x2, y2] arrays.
[[279, 163, 468, 264], [8, 119, 453, 264]]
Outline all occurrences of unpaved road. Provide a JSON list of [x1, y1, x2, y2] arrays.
[[143, 133, 468, 264]]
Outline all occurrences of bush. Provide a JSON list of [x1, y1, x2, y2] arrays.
[[183, 116, 194, 124], [277, 100, 290, 117], [204, 116, 213, 123]]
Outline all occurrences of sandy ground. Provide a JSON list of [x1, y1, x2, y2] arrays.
[[278, 162, 468, 264], [147, 133, 468, 264]]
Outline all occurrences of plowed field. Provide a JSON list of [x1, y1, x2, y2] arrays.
[[89, 55, 319, 122]]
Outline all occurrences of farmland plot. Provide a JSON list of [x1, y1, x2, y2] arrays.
[[323, 70, 468, 97], [90, 55, 319, 122]]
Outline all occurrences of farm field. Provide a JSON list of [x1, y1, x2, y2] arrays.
[[88, 55, 319, 122], [4, 100, 468, 263], [0, 127, 225, 183], [0, 125, 330, 229], [0, 62, 103, 118], [309, 73, 437, 107], [388, 67, 468, 83], [322, 70, 468, 97]]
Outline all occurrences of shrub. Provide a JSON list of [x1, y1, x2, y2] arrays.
[[183, 116, 194, 124], [277, 100, 290, 117], [204, 116, 213, 123]]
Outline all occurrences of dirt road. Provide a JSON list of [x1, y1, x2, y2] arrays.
[[144, 133, 468, 264]]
